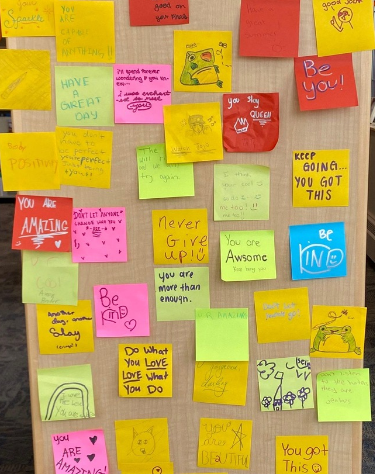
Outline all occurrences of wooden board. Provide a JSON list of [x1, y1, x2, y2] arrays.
[[9, 0, 371, 472]]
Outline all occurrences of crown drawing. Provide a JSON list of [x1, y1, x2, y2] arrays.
[[234, 117, 249, 134]]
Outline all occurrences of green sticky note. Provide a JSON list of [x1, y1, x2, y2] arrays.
[[196, 308, 249, 361], [257, 356, 314, 411], [317, 368, 372, 421], [155, 267, 210, 321], [55, 66, 114, 126], [137, 144, 195, 199], [220, 230, 276, 282], [214, 164, 270, 221], [37, 364, 95, 421], [22, 251, 78, 305]]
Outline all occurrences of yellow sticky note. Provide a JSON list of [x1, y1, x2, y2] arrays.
[[198, 418, 252, 470], [254, 288, 310, 343], [293, 149, 349, 207], [121, 463, 173, 474], [313, 0, 375, 56], [193, 362, 249, 406], [174, 31, 232, 92], [0, 0, 55, 36], [0, 132, 59, 191], [163, 103, 223, 163], [36, 301, 94, 354], [152, 209, 209, 265], [276, 436, 328, 474], [55, 1, 115, 63], [0, 49, 51, 110], [119, 344, 172, 398], [115, 418, 170, 469], [310, 305, 366, 359], [56, 127, 113, 188]]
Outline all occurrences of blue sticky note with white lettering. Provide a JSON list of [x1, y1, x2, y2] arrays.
[[289, 222, 346, 280]]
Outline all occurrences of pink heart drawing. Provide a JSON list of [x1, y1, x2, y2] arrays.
[[112, 227, 115, 231], [124, 319, 136, 331]]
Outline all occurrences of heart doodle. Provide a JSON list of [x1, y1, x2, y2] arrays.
[[102, 241, 105, 245], [87, 454, 95, 462], [82, 232, 86, 236], [74, 458, 80, 463], [112, 227, 115, 231], [55, 240, 61, 248], [119, 250, 122, 254], [105, 254, 108, 258], [124, 319, 137, 331], [116, 238, 120, 242], [81, 257, 85, 260], [152, 467, 162, 474], [118, 219, 122, 223], [89, 435, 97, 445], [86, 243, 90, 246]]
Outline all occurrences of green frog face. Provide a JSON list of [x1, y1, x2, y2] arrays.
[[180, 49, 222, 87]]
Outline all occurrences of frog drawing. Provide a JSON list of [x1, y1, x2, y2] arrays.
[[310, 325, 361, 355], [180, 49, 223, 88]]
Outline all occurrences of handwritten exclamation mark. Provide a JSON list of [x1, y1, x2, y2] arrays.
[[340, 74, 344, 90]]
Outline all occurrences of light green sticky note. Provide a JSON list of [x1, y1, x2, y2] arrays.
[[22, 251, 78, 305], [257, 356, 314, 411], [214, 164, 270, 221], [137, 144, 195, 199], [155, 267, 210, 321], [220, 230, 276, 282], [317, 368, 371, 422], [195, 308, 249, 361], [55, 66, 114, 126], [37, 364, 95, 421]]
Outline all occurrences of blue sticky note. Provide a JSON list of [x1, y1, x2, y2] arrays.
[[289, 222, 346, 280]]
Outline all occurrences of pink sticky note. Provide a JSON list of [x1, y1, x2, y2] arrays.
[[51, 429, 108, 474], [94, 284, 150, 337], [71, 207, 127, 263], [114, 64, 172, 124]]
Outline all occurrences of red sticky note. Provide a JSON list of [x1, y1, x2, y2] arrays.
[[294, 54, 358, 111], [223, 93, 279, 152], [129, 0, 189, 26], [12, 195, 72, 252], [239, 0, 300, 57]]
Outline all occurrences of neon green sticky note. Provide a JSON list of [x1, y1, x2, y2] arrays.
[[196, 308, 249, 361], [137, 144, 195, 199], [37, 364, 95, 421], [317, 368, 371, 421], [22, 251, 78, 305], [214, 164, 270, 220], [220, 230, 276, 281]]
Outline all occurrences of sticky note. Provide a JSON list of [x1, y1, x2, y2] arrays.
[[317, 368, 371, 421], [12, 195, 72, 252], [312, 0, 375, 56], [121, 463, 174, 474], [115, 418, 170, 468], [257, 356, 314, 411], [37, 301, 94, 354], [293, 149, 349, 207], [193, 361, 249, 406], [22, 251, 78, 305], [1, 0, 55, 36], [222, 93, 279, 152], [0, 49, 51, 110], [137, 144, 194, 199], [294, 54, 358, 111], [198, 418, 252, 470], [174, 31, 232, 92], [152, 209, 209, 265], [54, 1, 115, 63], [154, 267, 210, 321], [220, 230, 276, 282], [275, 436, 328, 474], [72, 207, 127, 263], [254, 288, 310, 343], [0, 132, 59, 191], [93, 284, 149, 337], [37, 364, 95, 421], [129, 0, 189, 26], [289, 222, 347, 280], [214, 164, 270, 221], [164, 103, 223, 163], [119, 344, 172, 397], [55, 66, 114, 126], [56, 127, 113, 188], [239, 0, 300, 57], [196, 308, 249, 361], [114, 65, 171, 123], [310, 305, 366, 359]]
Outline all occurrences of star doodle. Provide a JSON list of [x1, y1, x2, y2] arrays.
[[231, 423, 246, 450]]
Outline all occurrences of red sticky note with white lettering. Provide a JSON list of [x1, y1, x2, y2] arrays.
[[12, 195, 72, 252], [294, 54, 358, 111], [223, 93, 279, 152], [239, 0, 300, 57], [129, 0, 189, 26]]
